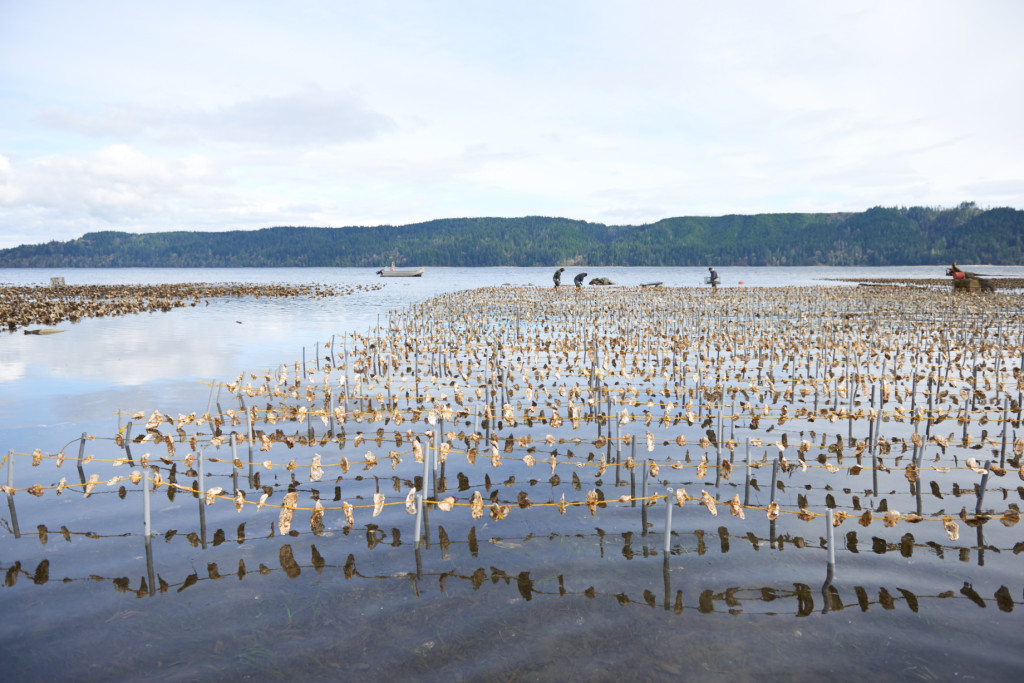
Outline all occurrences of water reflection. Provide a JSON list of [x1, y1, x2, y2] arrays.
[[6, 518, 1022, 615], [7, 533, 1019, 617]]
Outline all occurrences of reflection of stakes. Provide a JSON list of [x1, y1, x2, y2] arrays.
[[27, 530, 1018, 613], [123, 421, 135, 466], [230, 434, 239, 494], [663, 555, 672, 610], [76, 431, 87, 492], [821, 562, 837, 614], [197, 447, 208, 549], [143, 535, 156, 596], [641, 458, 649, 536], [826, 508, 836, 572], [921, 473, 929, 516], [143, 463, 152, 538], [744, 438, 751, 506], [6, 450, 20, 538], [413, 545, 423, 590], [663, 488, 674, 554], [205, 378, 216, 421], [18, 459, 1024, 605]]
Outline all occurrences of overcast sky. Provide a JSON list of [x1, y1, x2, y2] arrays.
[[1, 1, 1022, 249]]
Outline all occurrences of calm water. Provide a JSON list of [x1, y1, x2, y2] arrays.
[[2, 266, 1023, 682]]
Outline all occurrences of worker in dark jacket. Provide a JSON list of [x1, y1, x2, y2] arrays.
[[553, 267, 565, 287], [574, 272, 587, 288]]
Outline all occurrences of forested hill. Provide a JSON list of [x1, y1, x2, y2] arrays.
[[2, 204, 1022, 267]]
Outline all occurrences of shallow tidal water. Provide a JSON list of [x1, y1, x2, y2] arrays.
[[2, 265, 1024, 682]]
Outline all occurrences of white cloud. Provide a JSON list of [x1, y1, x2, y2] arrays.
[[0, 145, 226, 242], [0, 361, 26, 382], [0, 154, 15, 203], [33, 87, 396, 147]]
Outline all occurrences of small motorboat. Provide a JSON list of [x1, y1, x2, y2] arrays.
[[376, 263, 424, 277]]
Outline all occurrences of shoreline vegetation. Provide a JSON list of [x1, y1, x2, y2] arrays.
[[1, 203, 1022, 268]]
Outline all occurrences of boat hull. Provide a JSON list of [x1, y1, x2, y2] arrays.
[[378, 267, 424, 277]]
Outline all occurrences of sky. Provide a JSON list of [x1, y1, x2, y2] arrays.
[[1, 1, 1022, 249]]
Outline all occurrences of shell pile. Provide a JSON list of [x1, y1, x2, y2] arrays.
[[1, 281, 382, 331]]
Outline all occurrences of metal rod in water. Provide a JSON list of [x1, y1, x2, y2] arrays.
[[198, 446, 205, 491], [630, 465, 636, 507], [976, 460, 991, 515], [664, 488, 674, 554], [414, 492, 423, 545], [867, 386, 875, 447], [717, 407, 723, 448], [143, 463, 152, 537], [872, 454, 879, 496], [198, 447, 207, 549], [616, 418, 622, 465], [744, 437, 751, 506], [926, 377, 935, 438], [1000, 397, 1009, 467], [875, 359, 887, 449], [641, 457, 649, 536], [243, 399, 254, 486], [769, 458, 780, 504], [615, 419, 621, 487], [433, 426, 440, 494], [421, 437, 431, 501], [329, 391, 336, 436], [826, 508, 836, 568], [230, 433, 239, 494]]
